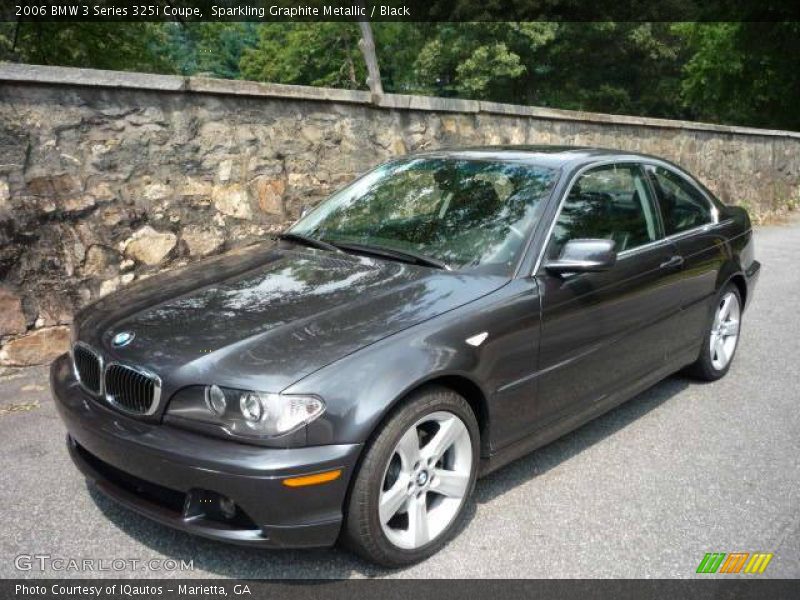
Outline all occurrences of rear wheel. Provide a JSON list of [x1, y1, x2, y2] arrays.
[[688, 284, 742, 381], [343, 387, 478, 567]]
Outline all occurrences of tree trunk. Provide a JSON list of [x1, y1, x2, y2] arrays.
[[358, 21, 384, 102]]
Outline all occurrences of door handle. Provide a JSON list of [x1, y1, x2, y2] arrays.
[[660, 255, 685, 270]]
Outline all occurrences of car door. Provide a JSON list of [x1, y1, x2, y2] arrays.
[[644, 164, 723, 360], [533, 162, 685, 427]]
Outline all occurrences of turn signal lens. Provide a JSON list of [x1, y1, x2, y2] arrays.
[[282, 469, 342, 488]]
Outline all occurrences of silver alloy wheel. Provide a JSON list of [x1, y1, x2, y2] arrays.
[[710, 291, 741, 371], [379, 411, 472, 550]]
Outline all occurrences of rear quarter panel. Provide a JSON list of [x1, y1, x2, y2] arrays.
[[667, 204, 754, 361]]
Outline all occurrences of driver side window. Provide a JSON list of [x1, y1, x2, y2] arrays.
[[548, 163, 662, 259]]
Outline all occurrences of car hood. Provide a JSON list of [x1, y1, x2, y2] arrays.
[[75, 242, 507, 396]]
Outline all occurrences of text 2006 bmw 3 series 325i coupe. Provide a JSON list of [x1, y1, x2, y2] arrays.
[[52, 146, 760, 566]]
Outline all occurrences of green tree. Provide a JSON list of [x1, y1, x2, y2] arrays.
[[677, 22, 800, 130], [370, 22, 426, 94], [403, 22, 686, 120], [533, 22, 686, 118], [240, 23, 366, 89], [0, 22, 173, 73], [411, 23, 557, 101]]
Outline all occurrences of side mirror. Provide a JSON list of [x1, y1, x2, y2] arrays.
[[299, 204, 312, 219], [544, 238, 617, 275]]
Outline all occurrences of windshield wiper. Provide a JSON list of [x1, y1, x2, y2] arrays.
[[331, 241, 451, 271], [277, 232, 344, 254], [278, 233, 449, 270]]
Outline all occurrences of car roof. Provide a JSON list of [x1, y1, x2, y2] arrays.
[[410, 145, 670, 170]]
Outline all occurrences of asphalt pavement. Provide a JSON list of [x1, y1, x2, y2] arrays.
[[1, 219, 798, 579]]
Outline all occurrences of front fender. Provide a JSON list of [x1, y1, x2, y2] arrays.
[[287, 308, 488, 447], [283, 279, 539, 448]]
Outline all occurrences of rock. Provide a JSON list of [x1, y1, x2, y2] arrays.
[[213, 184, 252, 220], [62, 195, 96, 212], [101, 208, 124, 227], [440, 117, 458, 134], [85, 181, 116, 202], [127, 107, 166, 126], [0, 287, 26, 335], [373, 128, 395, 149], [0, 177, 9, 210], [123, 225, 177, 265], [252, 177, 286, 216], [143, 183, 170, 201], [82, 245, 118, 277], [120, 273, 135, 285], [182, 225, 225, 257], [98, 277, 120, 297], [287, 173, 307, 187], [60, 152, 80, 166], [180, 178, 213, 198], [218, 159, 234, 182], [300, 125, 323, 144], [119, 259, 135, 271], [0, 326, 70, 366], [35, 294, 74, 327], [26, 173, 81, 198]]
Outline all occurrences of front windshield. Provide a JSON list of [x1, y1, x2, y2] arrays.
[[289, 157, 559, 273]]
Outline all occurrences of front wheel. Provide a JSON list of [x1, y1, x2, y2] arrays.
[[688, 283, 742, 381], [343, 387, 479, 567]]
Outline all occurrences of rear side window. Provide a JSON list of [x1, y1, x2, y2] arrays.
[[548, 163, 661, 258], [646, 166, 713, 235]]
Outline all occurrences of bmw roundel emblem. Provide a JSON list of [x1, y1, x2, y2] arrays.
[[112, 331, 135, 348]]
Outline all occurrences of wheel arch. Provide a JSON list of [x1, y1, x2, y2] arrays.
[[714, 252, 748, 312], [728, 272, 747, 309], [370, 372, 491, 459], [338, 371, 491, 547], [421, 374, 490, 457]]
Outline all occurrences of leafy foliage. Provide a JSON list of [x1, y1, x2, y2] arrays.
[[677, 22, 800, 130], [240, 23, 366, 89], [0, 23, 173, 73], [410, 23, 556, 100]]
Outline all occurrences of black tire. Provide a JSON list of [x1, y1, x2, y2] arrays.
[[687, 283, 742, 381], [343, 386, 479, 567]]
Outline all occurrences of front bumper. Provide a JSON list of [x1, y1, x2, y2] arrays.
[[51, 354, 361, 548]]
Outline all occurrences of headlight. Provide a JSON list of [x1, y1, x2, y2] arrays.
[[166, 386, 325, 440], [205, 385, 227, 416]]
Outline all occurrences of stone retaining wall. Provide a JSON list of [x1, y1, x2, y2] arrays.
[[1, 63, 798, 365]]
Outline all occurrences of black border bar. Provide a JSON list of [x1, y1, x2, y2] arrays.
[[3, 0, 800, 22], [4, 579, 800, 600]]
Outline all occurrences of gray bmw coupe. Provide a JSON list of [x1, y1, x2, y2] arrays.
[[52, 146, 760, 566]]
